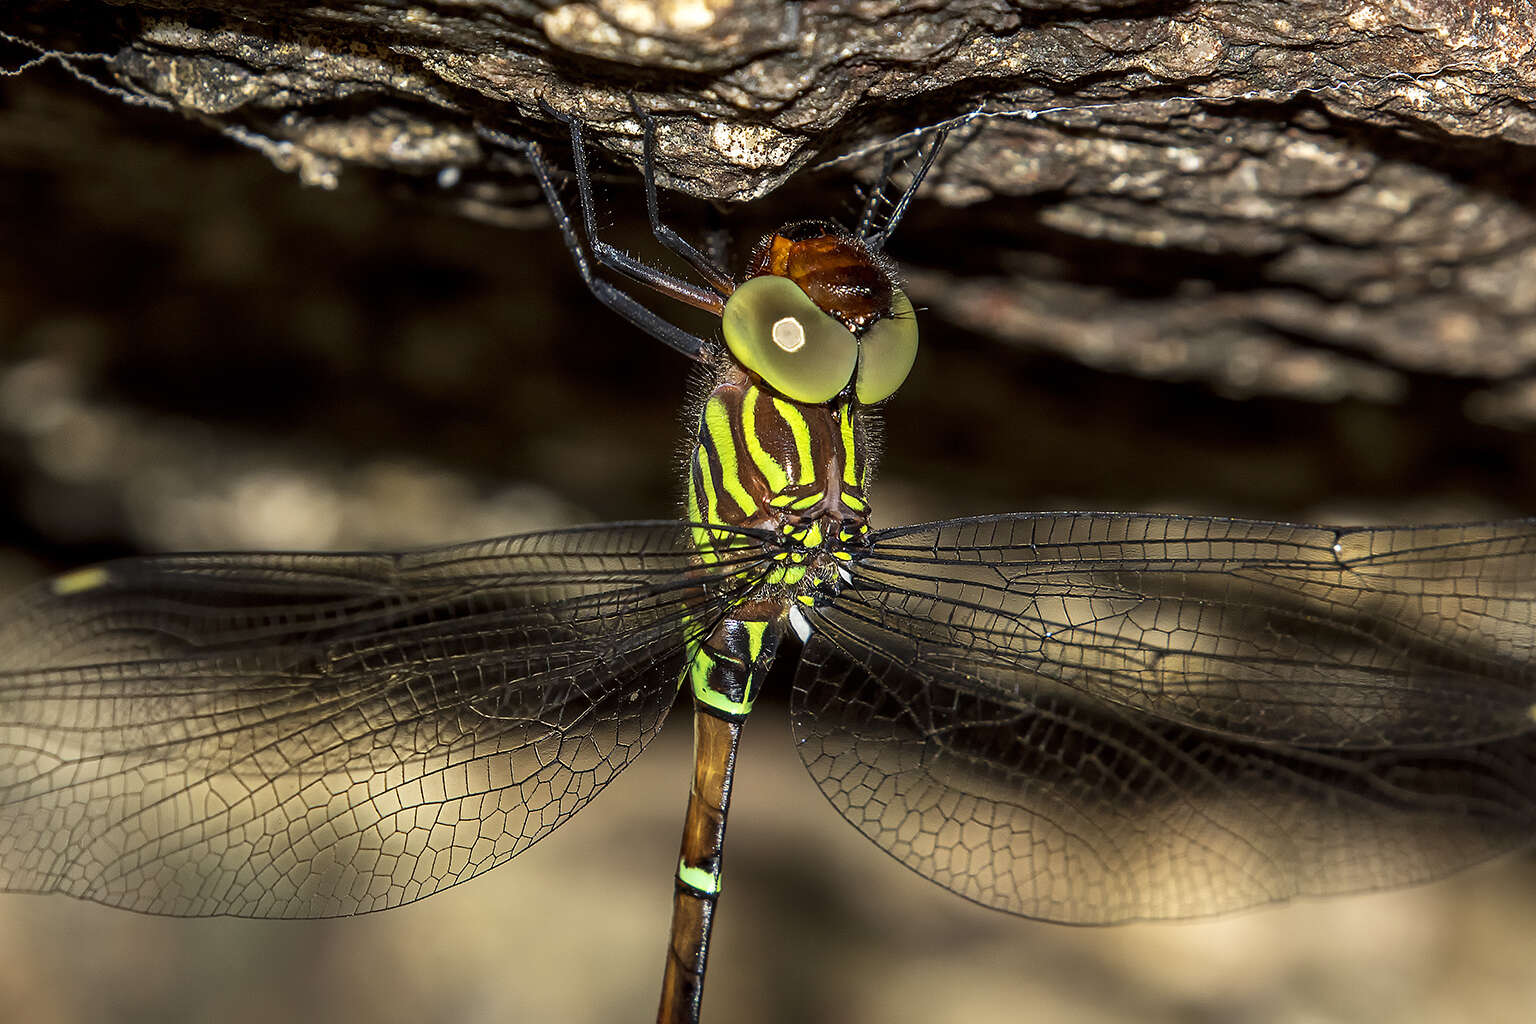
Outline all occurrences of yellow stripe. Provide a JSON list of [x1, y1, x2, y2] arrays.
[[705, 396, 758, 518], [838, 401, 859, 488], [52, 566, 110, 595], [687, 454, 721, 564], [772, 397, 815, 486], [678, 858, 720, 896], [742, 387, 789, 494], [676, 625, 706, 694], [691, 526, 719, 564], [690, 647, 756, 715], [765, 563, 807, 587], [688, 647, 711, 698], [686, 464, 704, 523], [790, 492, 822, 511], [695, 449, 718, 522], [692, 453, 725, 567], [741, 620, 770, 664]]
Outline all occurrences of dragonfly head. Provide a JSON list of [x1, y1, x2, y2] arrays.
[[720, 221, 917, 406]]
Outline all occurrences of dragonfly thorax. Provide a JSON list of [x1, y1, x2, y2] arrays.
[[686, 365, 872, 551]]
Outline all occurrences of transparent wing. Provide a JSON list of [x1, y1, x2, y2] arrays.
[[0, 522, 767, 918], [791, 513, 1536, 923]]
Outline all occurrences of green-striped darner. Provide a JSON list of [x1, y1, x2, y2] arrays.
[[1, 105, 1534, 1024]]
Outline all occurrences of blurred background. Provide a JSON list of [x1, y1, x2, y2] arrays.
[[1, 64, 1534, 1024]]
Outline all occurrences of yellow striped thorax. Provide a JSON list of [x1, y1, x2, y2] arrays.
[[687, 362, 873, 584]]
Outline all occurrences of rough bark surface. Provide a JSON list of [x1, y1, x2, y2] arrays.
[[5, 0, 1535, 410]]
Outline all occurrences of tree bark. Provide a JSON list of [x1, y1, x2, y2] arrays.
[[2, 0, 1535, 557], [7, 0, 1535, 399]]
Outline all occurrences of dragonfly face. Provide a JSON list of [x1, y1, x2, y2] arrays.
[[2, 103, 1535, 1024]]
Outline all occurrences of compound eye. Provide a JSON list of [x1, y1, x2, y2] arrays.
[[722, 275, 857, 404], [854, 288, 918, 404]]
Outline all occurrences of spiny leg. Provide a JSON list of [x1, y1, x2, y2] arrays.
[[860, 124, 952, 252], [476, 123, 711, 360], [626, 95, 737, 297], [855, 146, 898, 242], [540, 100, 728, 317]]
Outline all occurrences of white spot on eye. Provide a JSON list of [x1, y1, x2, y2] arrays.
[[772, 316, 806, 352], [788, 605, 812, 642]]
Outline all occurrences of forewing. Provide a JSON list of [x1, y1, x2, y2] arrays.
[[0, 523, 763, 918], [792, 513, 1536, 923]]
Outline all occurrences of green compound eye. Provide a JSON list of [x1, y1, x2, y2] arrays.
[[854, 288, 918, 404], [721, 275, 857, 404]]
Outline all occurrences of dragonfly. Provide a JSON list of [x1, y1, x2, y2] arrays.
[[2, 103, 1536, 1024]]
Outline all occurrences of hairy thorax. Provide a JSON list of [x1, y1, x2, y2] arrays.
[[686, 362, 872, 603]]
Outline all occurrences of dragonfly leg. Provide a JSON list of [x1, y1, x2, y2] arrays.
[[859, 124, 951, 252], [626, 94, 737, 297], [476, 122, 712, 360], [541, 100, 729, 317], [854, 146, 898, 243]]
